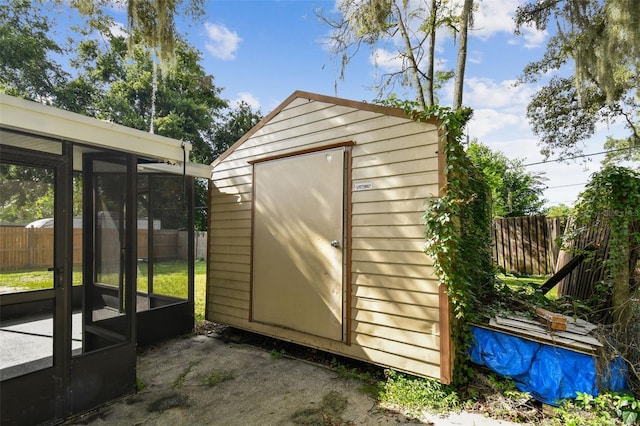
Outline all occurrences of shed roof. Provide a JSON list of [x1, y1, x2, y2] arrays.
[[0, 93, 212, 178], [212, 90, 441, 168]]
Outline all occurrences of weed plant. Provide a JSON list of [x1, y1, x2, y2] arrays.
[[202, 369, 235, 387]]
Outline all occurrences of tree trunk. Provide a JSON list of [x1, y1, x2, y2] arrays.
[[453, 0, 472, 110], [612, 231, 632, 326], [150, 59, 157, 134], [426, 0, 438, 107], [391, 2, 427, 110]]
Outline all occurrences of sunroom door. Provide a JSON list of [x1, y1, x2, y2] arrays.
[[0, 141, 72, 425]]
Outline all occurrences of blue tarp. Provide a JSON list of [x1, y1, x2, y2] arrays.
[[469, 326, 628, 405]]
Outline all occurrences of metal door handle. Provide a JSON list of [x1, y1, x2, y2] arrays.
[[330, 240, 340, 248]]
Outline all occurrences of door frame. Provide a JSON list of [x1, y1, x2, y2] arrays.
[[0, 141, 74, 424], [248, 141, 354, 343]]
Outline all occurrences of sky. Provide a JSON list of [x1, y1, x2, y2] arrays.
[[69, 0, 632, 208]]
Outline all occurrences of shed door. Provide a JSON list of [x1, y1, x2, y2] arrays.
[[252, 148, 345, 341]]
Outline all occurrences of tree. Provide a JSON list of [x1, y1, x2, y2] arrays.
[[545, 203, 573, 218], [452, 0, 472, 109], [603, 136, 640, 166], [0, 0, 69, 101], [62, 32, 226, 162], [0, 164, 55, 223], [318, 0, 473, 110], [210, 101, 263, 159], [66, 0, 204, 71], [62, 31, 227, 230], [467, 142, 547, 217], [572, 166, 640, 331], [515, 0, 639, 160]]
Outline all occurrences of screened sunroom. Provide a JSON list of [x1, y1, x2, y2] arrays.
[[0, 94, 210, 425]]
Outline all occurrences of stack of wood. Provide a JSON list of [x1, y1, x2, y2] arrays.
[[483, 308, 602, 354], [535, 307, 567, 331]]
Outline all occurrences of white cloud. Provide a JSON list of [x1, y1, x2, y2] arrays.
[[520, 25, 548, 49], [109, 21, 127, 38], [486, 137, 545, 162], [105, 0, 126, 12], [465, 77, 536, 111], [467, 50, 482, 65], [369, 48, 448, 74], [232, 92, 261, 110], [467, 108, 521, 139], [472, 0, 518, 38], [204, 22, 241, 60], [469, 0, 547, 47], [370, 48, 403, 72]]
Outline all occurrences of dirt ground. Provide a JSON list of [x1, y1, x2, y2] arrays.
[[64, 325, 524, 426]]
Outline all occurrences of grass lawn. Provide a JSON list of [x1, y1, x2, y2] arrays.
[[497, 273, 558, 299], [0, 260, 208, 322]]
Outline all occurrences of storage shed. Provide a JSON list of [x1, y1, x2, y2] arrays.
[[206, 91, 452, 382]]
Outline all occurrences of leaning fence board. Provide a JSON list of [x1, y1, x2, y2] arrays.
[[554, 216, 619, 300]]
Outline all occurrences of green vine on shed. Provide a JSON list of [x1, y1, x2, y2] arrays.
[[377, 97, 496, 386]]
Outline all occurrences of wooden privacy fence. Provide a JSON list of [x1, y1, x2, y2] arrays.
[[0, 227, 207, 272], [492, 216, 564, 276], [555, 219, 610, 300]]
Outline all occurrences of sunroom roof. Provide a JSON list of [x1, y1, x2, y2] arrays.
[[0, 94, 212, 179]]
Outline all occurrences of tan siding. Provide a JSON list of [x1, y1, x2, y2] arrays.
[[210, 165, 251, 180], [353, 322, 439, 349], [352, 130, 438, 156], [209, 303, 247, 321], [350, 238, 424, 252], [351, 249, 430, 265], [352, 158, 439, 179], [216, 117, 421, 172], [219, 116, 383, 168], [212, 175, 252, 188], [210, 279, 250, 293], [209, 237, 250, 247], [352, 213, 423, 227], [352, 145, 436, 168], [352, 225, 425, 239], [354, 334, 440, 365], [212, 295, 247, 310], [208, 95, 445, 380], [211, 270, 250, 282], [352, 186, 438, 204], [352, 274, 439, 293], [209, 210, 252, 221], [210, 253, 251, 265], [211, 228, 252, 238], [353, 309, 440, 335], [210, 244, 251, 255], [354, 298, 440, 321], [211, 287, 250, 301], [354, 285, 438, 306], [267, 97, 332, 124], [352, 262, 433, 279], [357, 347, 440, 378], [352, 172, 438, 190], [211, 262, 250, 274], [208, 219, 251, 230]]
